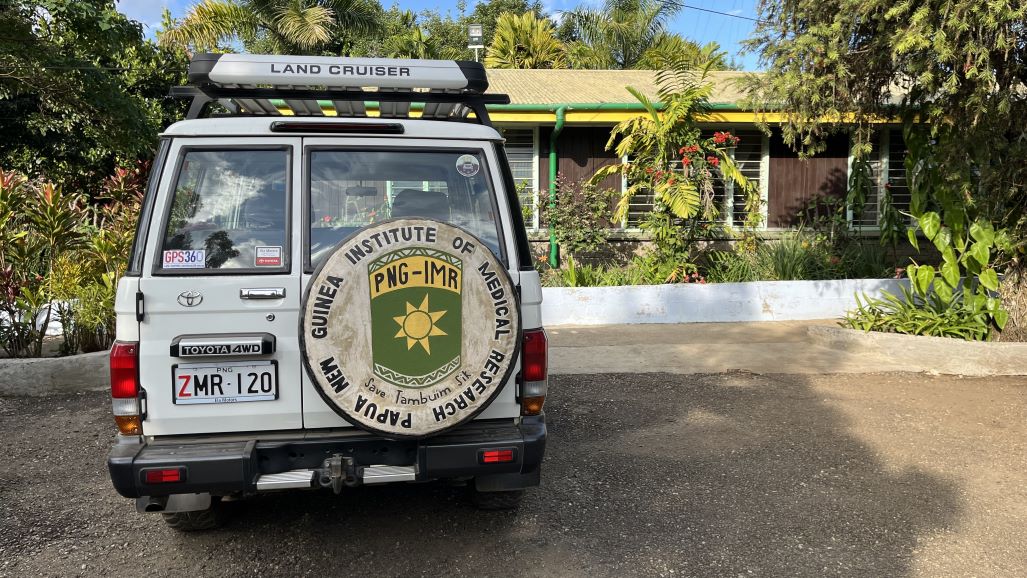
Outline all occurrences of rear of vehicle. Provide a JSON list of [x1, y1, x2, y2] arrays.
[[107, 55, 547, 529]]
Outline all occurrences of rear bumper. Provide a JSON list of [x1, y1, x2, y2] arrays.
[[108, 415, 546, 498]]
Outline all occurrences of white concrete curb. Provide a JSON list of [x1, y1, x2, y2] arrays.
[[542, 278, 909, 326], [807, 325, 1027, 376], [0, 351, 109, 396]]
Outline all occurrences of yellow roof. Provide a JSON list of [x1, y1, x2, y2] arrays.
[[485, 69, 753, 105]]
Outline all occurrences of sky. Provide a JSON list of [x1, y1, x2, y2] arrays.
[[115, 0, 763, 70]]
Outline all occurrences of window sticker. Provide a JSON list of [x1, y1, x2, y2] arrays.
[[255, 246, 283, 267], [163, 249, 206, 269], [455, 154, 480, 177]]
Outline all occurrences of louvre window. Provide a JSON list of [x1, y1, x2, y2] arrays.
[[500, 128, 538, 229], [849, 129, 911, 229]]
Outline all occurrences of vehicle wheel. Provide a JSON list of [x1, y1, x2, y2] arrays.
[[469, 488, 524, 510], [161, 497, 225, 531]]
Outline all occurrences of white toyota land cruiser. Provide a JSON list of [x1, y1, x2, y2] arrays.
[[107, 54, 547, 531]]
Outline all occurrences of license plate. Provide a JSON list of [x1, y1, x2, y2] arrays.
[[173, 361, 278, 405]]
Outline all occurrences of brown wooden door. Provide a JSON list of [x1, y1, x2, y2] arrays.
[[767, 131, 849, 228]]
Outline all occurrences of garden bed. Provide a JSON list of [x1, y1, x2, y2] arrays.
[[541, 278, 909, 326], [808, 325, 1027, 376]]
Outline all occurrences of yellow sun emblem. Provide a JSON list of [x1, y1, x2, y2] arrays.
[[393, 294, 448, 354]]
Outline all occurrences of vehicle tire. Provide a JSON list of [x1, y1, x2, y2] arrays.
[[161, 497, 225, 531], [469, 488, 524, 510]]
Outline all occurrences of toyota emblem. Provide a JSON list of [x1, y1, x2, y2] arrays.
[[177, 291, 203, 307]]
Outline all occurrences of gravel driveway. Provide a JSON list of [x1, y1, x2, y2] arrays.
[[1, 372, 1025, 577]]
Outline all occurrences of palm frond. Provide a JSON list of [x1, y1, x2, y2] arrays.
[[323, 0, 379, 36], [160, 0, 255, 51], [271, 0, 334, 50], [485, 12, 566, 69]]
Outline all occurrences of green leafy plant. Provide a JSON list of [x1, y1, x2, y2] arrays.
[[842, 285, 994, 341], [705, 249, 761, 283], [0, 164, 143, 357], [558, 256, 605, 287], [763, 235, 816, 280], [590, 49, 760, 274], [845, 124, 1012, 340], [515, 180, 536, 226], [541, 175, 617, 261]]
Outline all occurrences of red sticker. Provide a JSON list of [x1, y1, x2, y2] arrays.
[[255, 246, 283, 267]]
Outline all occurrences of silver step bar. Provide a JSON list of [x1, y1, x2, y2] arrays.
[[256, 464, 417, 491], [255, 469, 316, 490], [361, 464, 417, 484]]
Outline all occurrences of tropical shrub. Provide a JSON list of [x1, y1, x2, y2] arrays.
[[591, 50, 760, 271], [842, 284, 994, 341], [843, 125, 1012, 340], [540, 175, 618, 261], [0, 164, 144, 357]]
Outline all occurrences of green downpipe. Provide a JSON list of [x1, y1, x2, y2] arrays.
[[548, 106, 567, 268]]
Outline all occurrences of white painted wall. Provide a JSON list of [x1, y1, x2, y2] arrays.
[[541, 279, 909, 326]]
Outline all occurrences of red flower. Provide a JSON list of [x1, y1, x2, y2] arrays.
[[682, 157, 691, 166], [707, 156, 720, 167], [322, 214, 332, 222]]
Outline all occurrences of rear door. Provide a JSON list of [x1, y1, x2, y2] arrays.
[[138, 138, 304, 436], [299, 137, 522, 428]]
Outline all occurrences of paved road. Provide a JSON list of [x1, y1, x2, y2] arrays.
[[2, 372, 1025, 577]]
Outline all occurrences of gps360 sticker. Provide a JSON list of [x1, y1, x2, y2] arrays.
[[301, 219, 519, 438]]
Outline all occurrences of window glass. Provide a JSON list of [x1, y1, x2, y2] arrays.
[[308, 150, 501, 267], [160, 150, 288, 271]]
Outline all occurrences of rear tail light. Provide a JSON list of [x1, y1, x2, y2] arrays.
[[110, 341, 142, 435], [143, 468, 184, 484], [520, 328, 548, 416], [480, 448, 516, 464]]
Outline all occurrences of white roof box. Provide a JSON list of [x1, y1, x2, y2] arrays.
[[189, 53, 489, 93]]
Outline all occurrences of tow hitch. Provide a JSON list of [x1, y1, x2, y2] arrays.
[[321, 455, 359, 493], [318, 456, 418, 492]]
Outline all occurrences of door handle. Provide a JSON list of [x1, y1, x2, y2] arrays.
[[240, 287, 286, 300]]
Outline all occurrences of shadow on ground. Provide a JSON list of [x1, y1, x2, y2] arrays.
[[0, 372, 964, 577]]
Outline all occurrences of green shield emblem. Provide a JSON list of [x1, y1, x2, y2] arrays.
[[368, 247, 462, 388]]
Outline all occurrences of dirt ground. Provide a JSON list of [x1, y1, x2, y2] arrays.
[[1, 372, 1025, 577]]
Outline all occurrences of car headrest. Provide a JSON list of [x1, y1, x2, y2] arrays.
[[391, 189, 449, 220]]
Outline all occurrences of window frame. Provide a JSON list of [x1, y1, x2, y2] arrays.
[[150, 145, 294, 277], [127, 138, 170, 277], [496, 125, 540, 230], [301, 145, 509, 274]]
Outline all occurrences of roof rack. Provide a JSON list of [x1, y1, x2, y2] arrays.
[[171, 53, 511, 125]]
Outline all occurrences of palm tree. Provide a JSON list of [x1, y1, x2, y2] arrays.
[[563, 0, 679, 69], [485, 12, 567, 69], [384, 27, 460, 60], [160, 0, 377, 55], [638, 38, 731, 70], [591, 48, 756, 223]]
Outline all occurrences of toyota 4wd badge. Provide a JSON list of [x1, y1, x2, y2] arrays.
[[300, 219, 520, 438]]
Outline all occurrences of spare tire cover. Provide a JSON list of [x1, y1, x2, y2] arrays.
[[301, 219, 520, 438]]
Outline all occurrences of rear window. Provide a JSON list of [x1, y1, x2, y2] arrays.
[[158, 149, 289, 272], [308, 149, 501, 269]]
